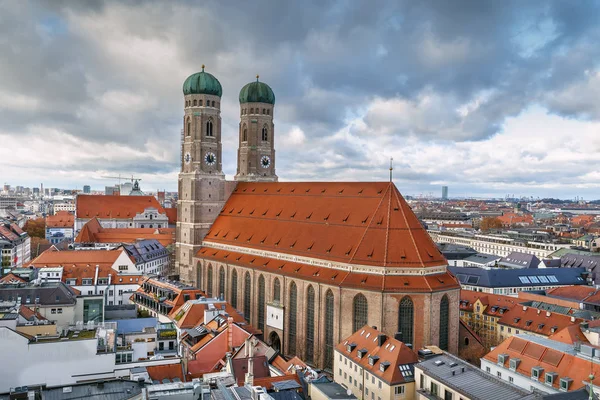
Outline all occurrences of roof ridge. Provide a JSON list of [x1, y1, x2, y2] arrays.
[[348, 184, 391, 263], [391, 185, 425, 268], [383, 182, 393, 267]]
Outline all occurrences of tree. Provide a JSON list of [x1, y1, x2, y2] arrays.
[[480, 217, 503, 232], [24, 218, 46, 238]]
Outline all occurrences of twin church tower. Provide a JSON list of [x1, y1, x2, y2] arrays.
[[176, 67, 278, 282]]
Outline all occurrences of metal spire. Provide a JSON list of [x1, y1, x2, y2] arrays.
[[389, 157, 394, 182]]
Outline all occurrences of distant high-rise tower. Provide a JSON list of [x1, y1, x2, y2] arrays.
[[442, 186, 448, 200], [83, 185, 91, 194]]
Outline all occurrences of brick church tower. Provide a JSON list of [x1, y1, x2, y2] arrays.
[[235, 76, 278, 182], [176, 66, 228, 285]]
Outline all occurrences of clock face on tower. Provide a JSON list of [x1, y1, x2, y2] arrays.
[[205, 152, 217, 166], [184, 152, 191, 164], [261, 155, 271, 168]]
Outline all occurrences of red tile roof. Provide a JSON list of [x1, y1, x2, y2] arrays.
[[497, 306, 585, 336], [75, 217, 174, 246], [76, 195, 165, 219], [164, 208, 177, 225], [547, 286, 599, 302], [0, 273, 26, 284], [146, 363, 185, 382], [459, 290, 519, 314], [337, 325, 418, 385], [204, 182, 447, 269], [549, 324, 590, 345], [46, 211, 74, 228], [30, 248, 124, 268], [485, 336, 600, 392], [198, 248, 458, 292]]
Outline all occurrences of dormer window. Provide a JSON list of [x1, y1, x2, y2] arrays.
[[560, 377, 573, 391], [368, 355, 379, 366], [357, 349, 367, 359], [379, 361, 390, 372], [509, 358, 520, 371], [545, 372, 558, 386], [498, 354, 509, 365], [532, 366, 544, 379], [346, 343, 357, 353]]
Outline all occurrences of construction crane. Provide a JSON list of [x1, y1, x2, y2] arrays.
[[101, 175, 143, 186]]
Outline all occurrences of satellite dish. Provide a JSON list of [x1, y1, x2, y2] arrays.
[[347, 389, 352, 396]]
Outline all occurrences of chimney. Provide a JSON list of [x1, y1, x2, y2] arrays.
[[372, 326, 378, 330], [377, 334, 387, 347], [571, 316, 575, 322], [522, 306, 527, 311], [227, 317, 234, 351], [394, 332, 403, 342], [546, 311, 551, 317], [537, 309, 541, 315], [245, 337, 254, 386]]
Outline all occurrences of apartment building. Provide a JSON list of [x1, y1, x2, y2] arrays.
[[334, 325, 418, 400]]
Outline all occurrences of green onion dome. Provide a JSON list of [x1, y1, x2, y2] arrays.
[[239, 75, 275, 105], [183, 65, 222, 97]]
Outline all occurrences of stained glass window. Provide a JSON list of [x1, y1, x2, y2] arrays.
[[305, 285, 315, 363], [288, 282, 297, 355], [399, 296, 414, 345], [258, 275, 265, 332], [207, 265, 213, 297], [353, 293, 368, 332], [231, 269, 238, 308], [273, 278, 281, 302], [244, 272, 251, 322], [324, 289, 335, 370], [218, 267, 225, 298], [439, 295, 449, 350]]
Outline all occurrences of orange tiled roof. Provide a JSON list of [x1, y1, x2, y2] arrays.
[[549, 324, 590, 345], [76, 195, 165, 219], [252, 375, 302, 391], [30, 248, 123, 268], [497, 306, 585, 336], [199, 248, 458, 292], [74, 217, 174, 246], [46, 211, 74, 228], [164, 208, 177, 225], [459, 290, 519, 314], [0, 273, 26, 284], [497, 213, 533, 226], [547, 286, 599, 302], [172, 301, 248, 329], [146, 363, 185, 382], [61, 264, 143, 286], [19, 305, 46, 321], [204, 182, 447, 269], [337, 325, 418, 385], [485, 336, 600, 392]]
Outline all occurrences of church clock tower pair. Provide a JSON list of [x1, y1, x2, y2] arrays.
[[176, 67, 277, 285]]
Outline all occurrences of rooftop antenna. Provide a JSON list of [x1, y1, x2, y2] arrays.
[[389, 157, 394, 182]]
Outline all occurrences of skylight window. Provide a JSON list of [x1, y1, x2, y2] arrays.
[[539, 276, 549, 283], [519, 276, 530, 284], [548, 276, 558, 283], [529, 276, 540, 283]]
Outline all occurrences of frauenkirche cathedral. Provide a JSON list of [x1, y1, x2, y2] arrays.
[[176, 67, 460, 369]]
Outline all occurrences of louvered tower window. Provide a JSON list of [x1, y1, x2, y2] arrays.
[[353, 293, 368, 332], [231, 270, 238, 308], [305, 285, 315, 363], [399, 296, 414, 345], [244, 272, 251, 322], [324, 289, 335, 370], [218, 267, 225, 299], [439, 295, 449, 350], [288, 282, 297, 356], [258, 275, 265, 332], [273, 278, 281, 303], [207, 265, 213, 297]]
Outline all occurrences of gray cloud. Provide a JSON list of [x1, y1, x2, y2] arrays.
[[1, 1, 600, 197]]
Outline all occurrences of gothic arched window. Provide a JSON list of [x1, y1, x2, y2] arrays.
[[262, 108, 266, 114], [207, 265, 213, 297], [211, 100, 215, 107], [262, 126, 268, 141], [242, 126, 248, 142], [353, 293, 368, 333], [288, 282, 297, 355], [439, 295, 449, 350], [244, 272, 251, 322], [196, 262, 202, 290], [218, 266, 225, 298], [193, 99, 197, 106], [231, 269, 238, 308], [305, 285, 315, 363], [258, 275, 265, 332], [399, 296, 414, 345], [199, 100, 202, 106], [206, 119, 213, 137], [250, 108, 254, 114], [186, 117, 191, 136], [273, 278, 281, 303], [324, 289, 335, 370]]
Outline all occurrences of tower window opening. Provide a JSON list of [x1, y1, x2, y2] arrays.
[[193, 99, 197, 106], [199, 100, 203, 106], [262, 108, 266, 114], [262, 126, 268, 141], [243, 127, 248, 142], [186, 118, 191, 136], [211, 100, 215, 107], [250, 108, 254, 114], [206, 119, 213, 137], [267, 109, 270, 115]]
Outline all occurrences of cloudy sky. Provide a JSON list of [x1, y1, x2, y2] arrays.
[[1, 1, 600, 199]]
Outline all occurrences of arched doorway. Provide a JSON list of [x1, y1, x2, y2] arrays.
[[269, 331, 281, 353]]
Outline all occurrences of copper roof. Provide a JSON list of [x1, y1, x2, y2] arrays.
[[203, 181, 447, 270]]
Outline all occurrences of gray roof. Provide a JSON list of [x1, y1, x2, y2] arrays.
[[0, 282, 77, 306], [541, 387, 598, 399], [463, 253, 502, 264], [449, 266, 588, 288], [123, 239, 167, 264], [40, 380, 143, 400], [311, 382, 357, 399], [499, 252, 541, 269], [416, 353, 536, 400]]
